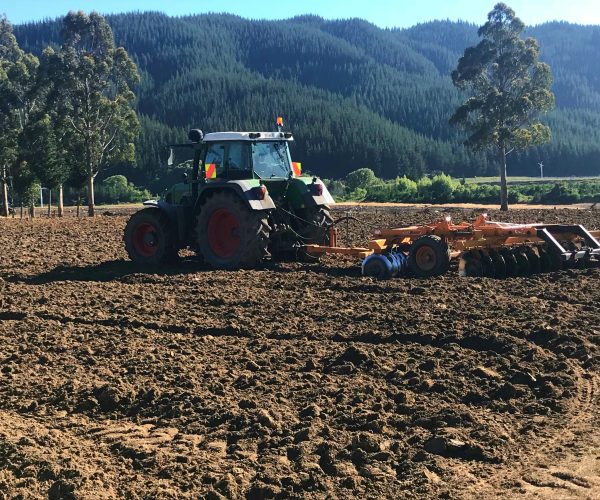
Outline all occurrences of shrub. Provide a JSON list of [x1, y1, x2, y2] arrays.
[[325, 179, 347, 198], [390, 176, 418, 202], [345, 168, 377, 191], [96, 175, 152, 204], [366, 183, 392, 202], [416, 176, 433, 201], [540, 183, 581, 204], [344, 187, 368, 202], [429, 173, 457, 203]]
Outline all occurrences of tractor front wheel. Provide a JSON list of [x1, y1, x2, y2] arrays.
[[196, 191, 270, 269], [124, 208, 177, 266], [407, 235, 450, 278]]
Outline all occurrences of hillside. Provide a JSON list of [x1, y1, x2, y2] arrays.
[[13, 13, 600, 191]]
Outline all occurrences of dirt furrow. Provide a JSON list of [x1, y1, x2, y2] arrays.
[[1, 206, 599, 499]]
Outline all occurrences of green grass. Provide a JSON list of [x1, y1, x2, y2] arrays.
[[464, 176, 600, 185]]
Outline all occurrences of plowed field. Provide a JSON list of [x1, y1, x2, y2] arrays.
[[1, 206, 599, 499]]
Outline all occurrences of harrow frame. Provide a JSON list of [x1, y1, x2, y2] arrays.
[[305, 214, 600, 279]]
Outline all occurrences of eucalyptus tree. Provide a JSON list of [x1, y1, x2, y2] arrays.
[[0, 15, 39, 216], [21, 113, 69, 215], [450, 3, 555, 210], [26, 47, 78, 217], [53, 11, 139, 216]]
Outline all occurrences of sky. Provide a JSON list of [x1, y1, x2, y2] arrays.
[[2, 0, 600, 28]]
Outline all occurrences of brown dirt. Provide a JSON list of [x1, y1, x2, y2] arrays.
[[1, 206, 599, 499]]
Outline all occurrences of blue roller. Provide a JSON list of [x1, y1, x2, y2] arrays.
[[393, 251, 408, 275], [388, 252, 399, 277], [391, 252, 403, 276], [362, 252, 408, 279], [362, 253, 394, 279]]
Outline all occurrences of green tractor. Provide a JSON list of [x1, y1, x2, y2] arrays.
[[124, 120, 335, 268]]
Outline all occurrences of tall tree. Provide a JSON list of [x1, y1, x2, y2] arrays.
[[0, 113, 16, 217], [31, 47, 77, 217], [449, 3, 555, 210], [0, 15, 39, 217], [22, 113, 68, 216], [55, 11, 139, 216]]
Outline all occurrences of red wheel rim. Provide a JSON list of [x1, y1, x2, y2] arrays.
[[415, 246, 437, 271], [207, 208, 240, 258], [133, 222, 159, 257]]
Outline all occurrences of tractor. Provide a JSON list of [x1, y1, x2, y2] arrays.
[[124, 119, 335, 268]]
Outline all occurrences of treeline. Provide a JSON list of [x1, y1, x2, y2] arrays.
[[328, 168, 600, 205], [11, 13, 600, 195]]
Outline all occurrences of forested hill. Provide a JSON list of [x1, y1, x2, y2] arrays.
[[13, 13, 600, 191]]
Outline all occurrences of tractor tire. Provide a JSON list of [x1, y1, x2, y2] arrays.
[[407, 235, 450, 278], [295, 207, 334, 262], [196, 190, 270, 269], [124, 208, 178, 266]]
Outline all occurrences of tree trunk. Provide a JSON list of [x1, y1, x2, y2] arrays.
[[87, 174, 95, 217], [1, 179, 8, 217], [499, 145, 509, 211], [77, 192, 81, 218], [47, 189, 52, 217], [57, 185, 64, 217], [30, 196, 35, 218]]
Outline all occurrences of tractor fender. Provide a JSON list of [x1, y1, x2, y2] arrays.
[[305, 179, 335, 207], [197, 181, 276, 211], [142, 200, 187, 244], [287, 178, 336, 209]]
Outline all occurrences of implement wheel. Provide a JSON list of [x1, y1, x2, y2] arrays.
[[124, 208, 177, 266], [197, 191, 270, 269], [408, 235, 450, 278]]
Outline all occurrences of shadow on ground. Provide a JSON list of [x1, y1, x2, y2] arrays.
[[2, 258, 362, 285], [3, 259, 206, 284]]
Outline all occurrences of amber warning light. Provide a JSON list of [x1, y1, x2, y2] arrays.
[[276, 116, 284, 126]]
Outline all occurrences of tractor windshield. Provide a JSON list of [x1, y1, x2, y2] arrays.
[[251, 141, 291, 179]]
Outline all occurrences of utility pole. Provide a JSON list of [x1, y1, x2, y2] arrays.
[[538, 161, 544, 179]]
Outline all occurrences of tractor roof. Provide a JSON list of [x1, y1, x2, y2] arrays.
[[203, 132, 294, 142]]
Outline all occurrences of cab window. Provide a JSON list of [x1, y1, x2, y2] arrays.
[[204, 143, 226, 178], [252, 141, 291, 179], [226, 142, 251, 178]]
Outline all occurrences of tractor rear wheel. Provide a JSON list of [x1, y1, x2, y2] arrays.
[[124, 208, 177, 266], [408, 235, 450, 278], [197, 191, 270, 269]]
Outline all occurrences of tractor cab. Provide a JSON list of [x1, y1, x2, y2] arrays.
[[201, 132, 295, 183]]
